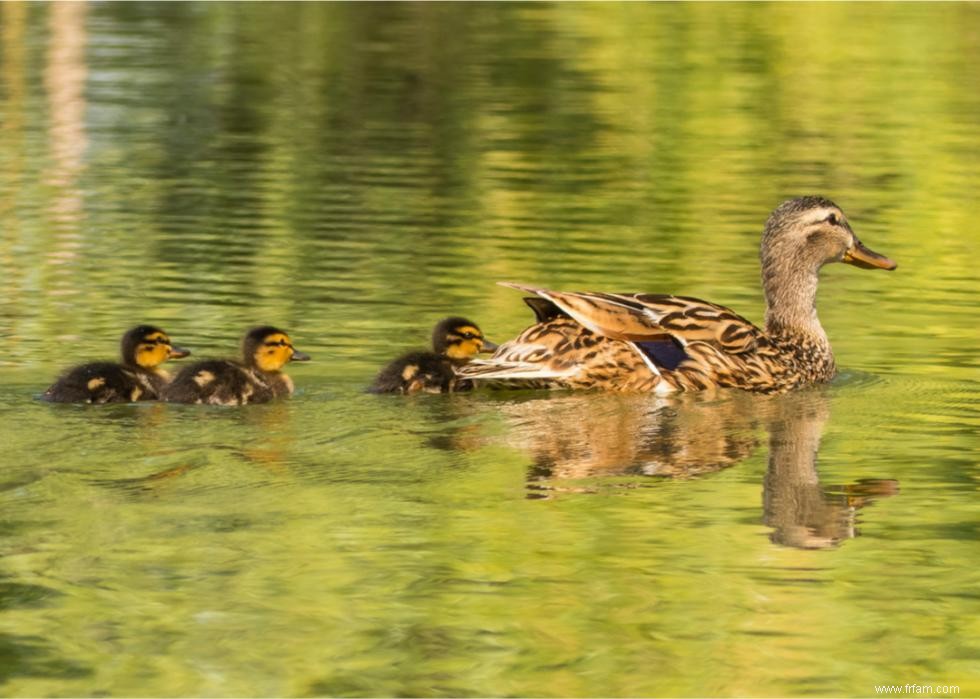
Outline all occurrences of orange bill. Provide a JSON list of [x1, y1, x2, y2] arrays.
[[842, 239, 897, 270]]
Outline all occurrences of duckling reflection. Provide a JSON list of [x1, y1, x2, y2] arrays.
[[481, 388, 896, 549], [91, 401, 299, 495]]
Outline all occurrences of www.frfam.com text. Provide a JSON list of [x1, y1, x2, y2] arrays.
[[875, 684, 960, 695]]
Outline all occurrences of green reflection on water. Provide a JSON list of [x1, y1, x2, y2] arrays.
[[0, 2, 978, 697]]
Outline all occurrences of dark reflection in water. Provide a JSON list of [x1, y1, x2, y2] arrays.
[[0, 633, 89, 684], [0, 580, 62, 609], [480, 388, 898, 549]]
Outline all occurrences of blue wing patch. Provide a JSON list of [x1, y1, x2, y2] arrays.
[[635, 338, 688, 370]]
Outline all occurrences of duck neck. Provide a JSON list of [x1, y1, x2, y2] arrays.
[[761, 259, 829, 349]]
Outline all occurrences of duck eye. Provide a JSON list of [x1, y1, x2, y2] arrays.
[[826, 213, 839, 225]]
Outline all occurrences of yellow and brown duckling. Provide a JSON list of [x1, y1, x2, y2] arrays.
[[458, 196, 897, 394], [162, 326, 310, 405], [43, 325, 190, 403], [369, 317, 497, 394]]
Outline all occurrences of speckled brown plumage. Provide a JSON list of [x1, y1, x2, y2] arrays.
[[458, 197, 896, 394]]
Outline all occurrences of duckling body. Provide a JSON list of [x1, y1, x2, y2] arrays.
[[162, 359, 292, 405], [45, 361, 168, 404], [43, 325, 190, 403], [370, 351, 458, 394], [163, 326, 309, 405], [369, 317, 496, 394], [458, 197, 896, 394]]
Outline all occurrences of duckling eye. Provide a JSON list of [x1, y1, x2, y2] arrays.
[[825, 213, 840, 226]]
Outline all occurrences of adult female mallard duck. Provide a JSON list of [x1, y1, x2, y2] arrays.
[[457, 196, 896, 394], [43, 325, 190, 403], [162, 326, 310, 405], [369, 317, 497, 394]]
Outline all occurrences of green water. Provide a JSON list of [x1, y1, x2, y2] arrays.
[[1, 3, 978, 697]]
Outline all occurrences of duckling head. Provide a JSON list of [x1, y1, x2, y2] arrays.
[[761, 196, 897, 277], [123, 325, 190, 369], [432, 317, 498, 362], [244, 326, 311, 372]]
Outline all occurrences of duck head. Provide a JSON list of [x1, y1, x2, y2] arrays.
[[432, 317, 497, 361], [244, 326, 310, 372], [759, 196, 896, 337], [761, 196, 897, 275], [123, 325, 190, 369]]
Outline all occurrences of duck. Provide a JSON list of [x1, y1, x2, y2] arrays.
[[369, 317, 497, 394], [43, 325, 191, 403], [162, 326, 310, 405], [457, 196, 897, 394]]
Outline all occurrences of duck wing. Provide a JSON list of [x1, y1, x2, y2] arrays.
[[498, 282, 764, 355], [457, 313, 648, 389]]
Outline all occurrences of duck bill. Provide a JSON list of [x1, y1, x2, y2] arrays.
[[480, 339, 499, 354], [842, 239, 897, 271], [169, 346, 191, 359], [290, 350, 311, 362]]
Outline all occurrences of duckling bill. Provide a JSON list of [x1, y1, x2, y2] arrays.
[[162, 326, 309, 405], [43, 325, 190, 403], [369, 317, 496, 394]]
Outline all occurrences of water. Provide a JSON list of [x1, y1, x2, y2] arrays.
[[1, 3, 978, 696]]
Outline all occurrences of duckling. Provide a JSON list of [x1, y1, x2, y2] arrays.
[[43, 325, 190, 403], [162, 326, 310, 405], [369, 317, 497, 394]]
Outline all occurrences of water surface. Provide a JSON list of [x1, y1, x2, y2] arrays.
[[0, 3, 978, 697]]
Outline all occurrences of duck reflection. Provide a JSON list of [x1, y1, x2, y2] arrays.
[[494, 391, 760, 483], [761, 390, 898, 549], [483, 388, 897, 549]]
